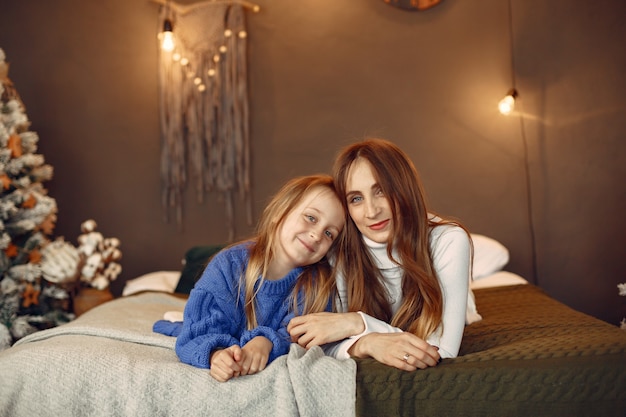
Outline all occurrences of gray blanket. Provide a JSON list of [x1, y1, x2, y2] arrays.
[[0, 292, 356, 417]]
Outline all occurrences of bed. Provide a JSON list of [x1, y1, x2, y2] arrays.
[[1, 236, 625, 417]]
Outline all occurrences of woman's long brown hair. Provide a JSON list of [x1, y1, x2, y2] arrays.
[[333, 138, 467, 339]]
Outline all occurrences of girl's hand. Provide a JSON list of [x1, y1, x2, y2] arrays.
[[209, 345, 243, 382], [287, 312, 365, 348], [239, 336, 272, 376], [349, 332, 441, 371]]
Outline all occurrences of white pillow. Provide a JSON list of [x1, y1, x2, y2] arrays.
[[122, 271, 181, 296], [470, 234, 510, 279], [470, 271, 528, 290]]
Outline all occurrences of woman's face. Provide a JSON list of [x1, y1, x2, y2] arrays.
[[345, 158, 393, 244]]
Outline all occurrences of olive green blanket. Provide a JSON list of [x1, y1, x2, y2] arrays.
[[354, 284, 626, 417]]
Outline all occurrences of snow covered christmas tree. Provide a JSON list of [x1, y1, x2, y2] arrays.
[[0, 49, 124, 350], [0, 48, 80, 350]]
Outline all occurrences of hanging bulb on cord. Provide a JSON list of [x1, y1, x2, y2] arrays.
[[498, 88, 518, 115], [160, 19, 175, 52]]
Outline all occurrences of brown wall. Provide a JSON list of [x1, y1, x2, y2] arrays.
[[1, 0, 624, 325]]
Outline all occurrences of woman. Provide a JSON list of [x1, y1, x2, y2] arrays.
[[288, 138, 471, 371]]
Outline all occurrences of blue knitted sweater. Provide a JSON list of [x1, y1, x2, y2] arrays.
[[154, 242, 313, 369]]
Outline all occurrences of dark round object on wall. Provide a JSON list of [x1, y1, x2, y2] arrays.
[[382, 0, 442, 11]]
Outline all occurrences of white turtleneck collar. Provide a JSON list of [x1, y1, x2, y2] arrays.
[[362, 236, 401, 270]]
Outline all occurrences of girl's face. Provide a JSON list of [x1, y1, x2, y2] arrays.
[[345, 158, 393, 244], [275, 187, 345, 271]]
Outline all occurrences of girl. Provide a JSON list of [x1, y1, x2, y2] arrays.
[[155, 175, 345, 382], [288, 138, 472, 371]]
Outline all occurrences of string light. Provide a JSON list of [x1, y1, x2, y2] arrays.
[[160, 22, 241, 95], [160, 18, 175, 51]]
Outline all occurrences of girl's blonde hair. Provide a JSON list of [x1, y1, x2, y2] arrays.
[[333, 138, 470, 339], [243, 174, 342, 329]]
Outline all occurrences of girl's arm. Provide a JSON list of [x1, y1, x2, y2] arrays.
[[175, 251, 243, 369], [239, 325, 290, 363], [175, 286, 240, 368], [239, 273, 319, 363]]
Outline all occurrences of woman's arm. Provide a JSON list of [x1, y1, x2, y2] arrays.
[[327, 225, 470, 365], [322, 311, 442, 372], [292, 226, 469, 366], [290, 308, 439, 370], [425, 225, 471, 358], [288, 271, 412, 358]]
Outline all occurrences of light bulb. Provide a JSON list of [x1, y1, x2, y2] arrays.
[[498, 89, 518, 115], [498, 95, 515, 114], [160, 19, 175, 52]]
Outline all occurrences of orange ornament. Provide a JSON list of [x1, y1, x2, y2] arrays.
[[5, 243, 18, 258], [22, 283, 40, 308], [7, 134, 23, 157], [38, 213, 57, 235], [0, 174, 11, 190], [22, 194, 37, 209]]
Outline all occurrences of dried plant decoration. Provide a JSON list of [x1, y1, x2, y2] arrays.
[[157, 1, 256, 240]]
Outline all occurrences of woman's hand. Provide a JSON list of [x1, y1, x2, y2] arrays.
[[350, 332, 440, 371], [209, 345, 243, 382], [238, 336, 272, 376], [287, 312, 365, 348]]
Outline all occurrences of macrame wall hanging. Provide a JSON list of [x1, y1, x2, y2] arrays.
[[156, 0, 259, 240]]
